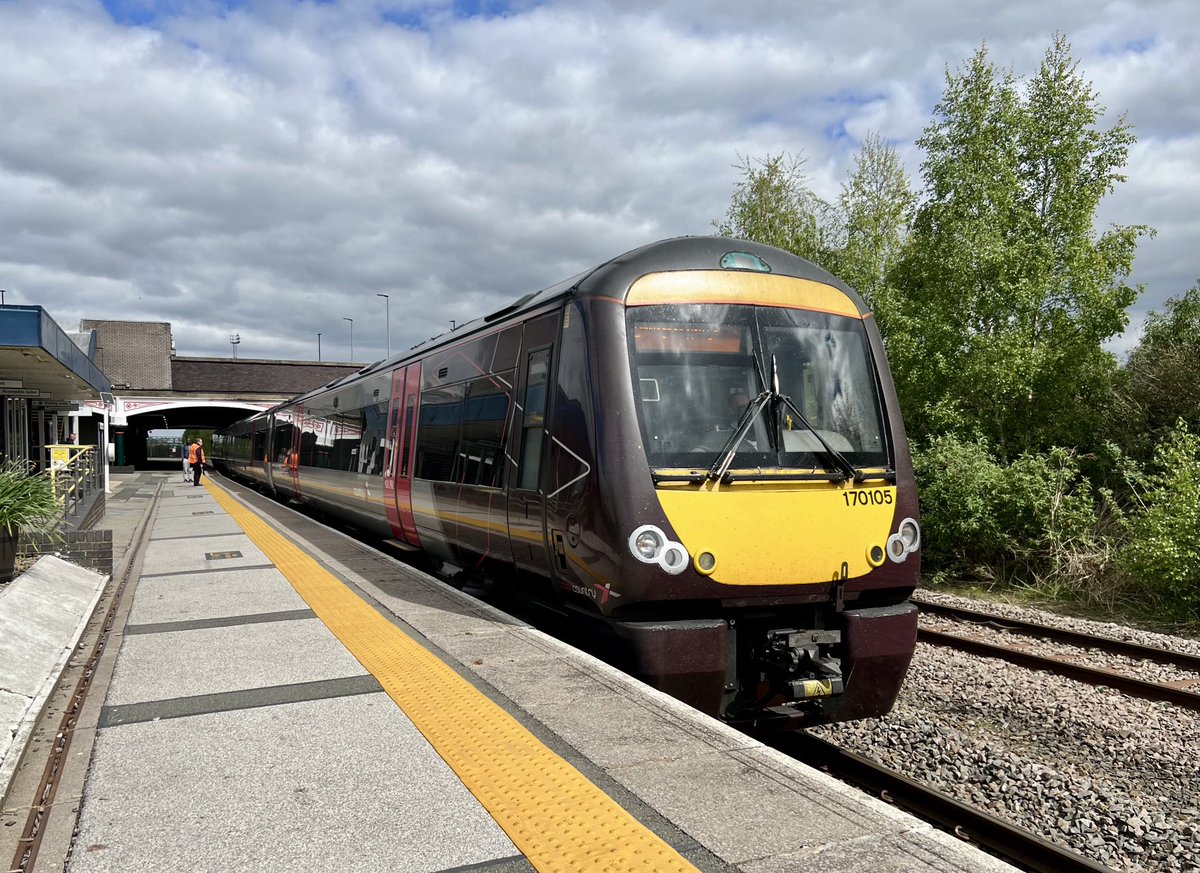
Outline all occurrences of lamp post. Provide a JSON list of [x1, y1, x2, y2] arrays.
[[343, 317, 354, 361], [317, 332, 322, 362], [377, 293, 390, 357]]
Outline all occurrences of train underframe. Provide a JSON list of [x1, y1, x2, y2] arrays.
[[607, 600, 918, 727]]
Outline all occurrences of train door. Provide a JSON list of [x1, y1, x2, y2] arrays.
[[384, 366, 421, 546], [506, 313, 560, 586], [285, 404, 304, 498], [382, 367, 406, 539]]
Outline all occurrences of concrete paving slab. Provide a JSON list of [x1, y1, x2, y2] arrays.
[[140, 534, 270, 576], [527, 691, 760, 771], [126, 568, 306, 626], [739, 829, 1017, 873], [609, 750, 902, 864], [105, 619, 366, 704], [69, 694, 518, 873], [146, 516, 243, 538]]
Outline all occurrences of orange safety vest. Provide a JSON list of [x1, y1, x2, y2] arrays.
[[188, 444, 204, 464]]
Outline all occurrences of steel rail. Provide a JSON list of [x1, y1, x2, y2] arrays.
[[784, 732, 1113, 873], [918, 628, 1200, 711], [915, 600, 1200, 671]]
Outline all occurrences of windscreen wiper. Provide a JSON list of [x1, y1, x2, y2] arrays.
[[775, 393, 859, 482], [707, 391, 772, 482]]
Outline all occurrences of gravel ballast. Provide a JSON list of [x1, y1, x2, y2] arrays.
[[810, 590, 1200, 872]]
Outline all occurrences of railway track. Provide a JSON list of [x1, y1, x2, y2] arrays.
[[782, 732, 1114, 873], [915, 600, 1200, 712]]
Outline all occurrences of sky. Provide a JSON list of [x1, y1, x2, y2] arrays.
[[0, 0, 1196, 367]]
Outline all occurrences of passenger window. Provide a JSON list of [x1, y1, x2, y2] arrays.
[[458, 373, 512, 487], [518, 349, 550, 491]]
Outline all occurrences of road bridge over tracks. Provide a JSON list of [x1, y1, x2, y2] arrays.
[[77, 320, 360, 468]]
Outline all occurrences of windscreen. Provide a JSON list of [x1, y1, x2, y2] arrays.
[[628, 303, 888, 471]]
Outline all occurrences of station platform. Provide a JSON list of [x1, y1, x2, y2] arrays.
[[1, 471, 1018, 873]]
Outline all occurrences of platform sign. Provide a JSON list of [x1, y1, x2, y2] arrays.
[[0, 379, 23, 389], [50, 446, 71, 466], [0, 388, 41, 397]]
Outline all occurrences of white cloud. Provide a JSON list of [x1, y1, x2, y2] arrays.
[[0, 0, 1195, 366]]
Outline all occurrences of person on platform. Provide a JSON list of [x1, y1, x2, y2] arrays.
[[188, 439, 206, 486], [181, 442, 191, 482]]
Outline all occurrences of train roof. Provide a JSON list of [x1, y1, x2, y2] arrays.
[[279, 236, 862, 409]]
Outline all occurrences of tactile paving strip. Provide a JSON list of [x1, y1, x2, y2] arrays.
[[204, 478, 699, 873]]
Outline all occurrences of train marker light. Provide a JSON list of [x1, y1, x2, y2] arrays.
[[720, 251, 772, 272], [696, 551, 717, 574], [660, 543, 689, 575], [867, 544, 885, 567]]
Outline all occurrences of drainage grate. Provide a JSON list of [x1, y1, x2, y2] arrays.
[[205, 551, 243, 560]]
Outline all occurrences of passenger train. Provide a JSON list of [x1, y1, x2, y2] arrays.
[[214, 237, 921, 726]]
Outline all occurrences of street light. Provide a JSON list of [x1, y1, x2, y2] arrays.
[[377, 293, 390, 357], [343, 317, 354, 361], [230, 333, 241, 360], [317, 332, 322, 362]]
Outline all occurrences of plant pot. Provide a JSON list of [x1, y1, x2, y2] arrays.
[[0, 525, 16, 584]]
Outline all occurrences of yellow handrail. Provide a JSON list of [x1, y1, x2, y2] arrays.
[[47, 445, 100, 517]]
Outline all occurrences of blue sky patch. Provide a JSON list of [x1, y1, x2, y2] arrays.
[[101, 0, 248, 27], [1099, 35, 1157, 56]]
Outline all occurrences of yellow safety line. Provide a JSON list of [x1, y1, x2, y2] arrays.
[[202, 478, 699, 873]]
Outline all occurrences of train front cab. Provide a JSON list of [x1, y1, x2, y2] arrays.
[[543, 247, 920, 727]]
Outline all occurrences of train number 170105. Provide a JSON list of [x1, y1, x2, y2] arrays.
[[843, 489, 894, 507]]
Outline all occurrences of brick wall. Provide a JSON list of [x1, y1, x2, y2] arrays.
[[19, 529, 114, 578]]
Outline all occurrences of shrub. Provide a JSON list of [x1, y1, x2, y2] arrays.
[[0, 461, 63, 535], [912, 436, 1112, 597], [1117, 420, 1200, 614]]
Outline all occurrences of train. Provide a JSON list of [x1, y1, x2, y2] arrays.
[[213, 236, 920, 727]]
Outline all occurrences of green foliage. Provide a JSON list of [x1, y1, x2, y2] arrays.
[[714, 152, 840, 265], [1117, 421, 1200, 613], [0, 461, 64, 535], [835, 132, 916, 328], [912, 436, 1104, 593], [889, 36, 1151, 457], [1124, 284, 1200, 439]]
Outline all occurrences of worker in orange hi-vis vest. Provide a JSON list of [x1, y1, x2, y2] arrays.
[[187, 439, 206, 487]]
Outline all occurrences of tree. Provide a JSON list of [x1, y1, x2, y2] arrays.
[[714, 152, 840, 266], [1123, 285, 1200, 440], [836, 132, 916, 325], [889, 37, 1152, 456]]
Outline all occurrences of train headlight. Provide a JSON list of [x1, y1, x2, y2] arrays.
[[628, 524, 690, 574], [886, 517, 921, 563], [630, 525, 666, 562]]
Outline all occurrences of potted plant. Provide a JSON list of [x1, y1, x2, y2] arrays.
[[0, 461, 64, 584]]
